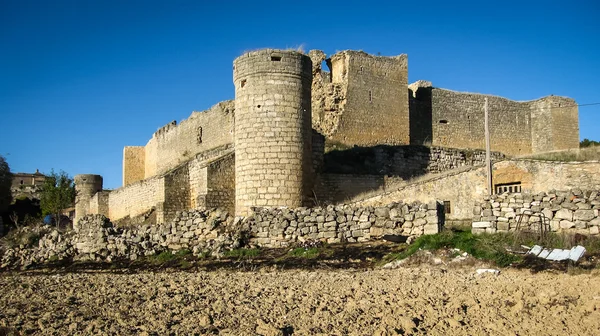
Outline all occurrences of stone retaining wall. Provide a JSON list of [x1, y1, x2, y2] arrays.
[[247, 201, 442, 248], [472, 190, 600, 235], [1, 201, 442, 268]]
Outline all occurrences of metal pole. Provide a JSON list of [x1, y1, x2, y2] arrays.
[[484, 97, 492, 195]]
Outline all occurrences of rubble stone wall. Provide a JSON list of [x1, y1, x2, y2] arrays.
[[247, 201, 441, 248], [472, 190, 600, 235], [1, 201, 441, 268]]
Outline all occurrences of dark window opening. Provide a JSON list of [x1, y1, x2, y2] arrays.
[[439, 120, 449, 124], [20, 180, 23, 185], [495, 182, 521, 194], [197, 127, 203, 144], [257, 105, 261, 108], [369, 90, 373, 102], [271, 56, 282, 61], [443, 201, 451, 214], [240, 79, 246, 88], [360, 66, 363, 72]]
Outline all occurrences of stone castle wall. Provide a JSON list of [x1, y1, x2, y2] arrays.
[[356, 160, 600, 225], [311, 50, 409, 147], [233, 49, 313, 216], [122, 101, 234, 186], [107, 174, 166, 223], [122, 146, 145, 186], [409, 83, 579, 156], [75, 48, 580, 226], [472, 190, 600, 236]]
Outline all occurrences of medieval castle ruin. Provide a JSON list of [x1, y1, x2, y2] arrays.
[[74, 48, 583, 227]]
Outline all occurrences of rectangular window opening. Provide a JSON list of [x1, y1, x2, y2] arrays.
[[369, 90, 373, 102], [271, 56, 282, 61], [443, 201, 451, 214], [495, 182, 522, 194]]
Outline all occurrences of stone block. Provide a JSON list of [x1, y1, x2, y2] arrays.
[[423, 224, 438, 235], [559, 220, 575, 229], [351, 230, 363, 238], [414, 218, 427, 226], [472, 228, 486, 235], [472, 221, 492, 228], [573, 209, 595, 221], [554, 209, 573, 221], [590, 226, 599, 235], [374, 207, 389, 218], [497, 221, 509, 231]]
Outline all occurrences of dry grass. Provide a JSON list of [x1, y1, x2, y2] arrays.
[[520, 146, 600, 162]]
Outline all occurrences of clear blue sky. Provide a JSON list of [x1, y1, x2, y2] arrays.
[[1, 0, 598, 189]]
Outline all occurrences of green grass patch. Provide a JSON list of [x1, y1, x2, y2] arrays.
[[289, 247, 320, 259], [394, 231, 521, 267], [148, 251, 176, 264], [224, 248, 260, 258], [392, 230, 600, 268], [175, 249, 191, 257]]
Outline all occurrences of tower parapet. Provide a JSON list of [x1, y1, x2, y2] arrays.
[[233, 49, 313, 216]]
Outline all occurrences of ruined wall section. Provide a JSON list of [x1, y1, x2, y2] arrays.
[[430, 89, 532, 156], [143, 100, 234, 179], [310, 50, 409, 146], [340, 51, 409, 146], [530, 96, 579, 153], [89, 191, 109, 217], [123, 146, 145, 186], [233, 49, 313, 216], [74, 174, 103, 225]]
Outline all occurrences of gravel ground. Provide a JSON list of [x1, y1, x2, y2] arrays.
[[1, 267, 599, 335]]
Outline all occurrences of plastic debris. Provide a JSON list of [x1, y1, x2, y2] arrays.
[[526, 245, 586, 262]]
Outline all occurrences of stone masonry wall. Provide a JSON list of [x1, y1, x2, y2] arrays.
[[247, 201, 442, 248], [122, 146, 145, 186], [472, 190, 600, 235], [233, 49, 313, 216], [142, 100, 234, 180], [205, 153, 235, 215], [356, 160, 600, 225], [162, 164, 190, 224], [426, 88, 579, 156], [313, 51, 409, 147], [1, 201, 441, 268], [108, 175, 165, 223], [430, 88, 533, 156], [324, 145, 504, 178]]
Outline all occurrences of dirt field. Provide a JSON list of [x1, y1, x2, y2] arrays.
[[1, 266, 599, 335]]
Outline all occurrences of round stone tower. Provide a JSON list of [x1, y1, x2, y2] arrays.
[[74, 174, 103, 225], [233, 49, 313, 216]]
